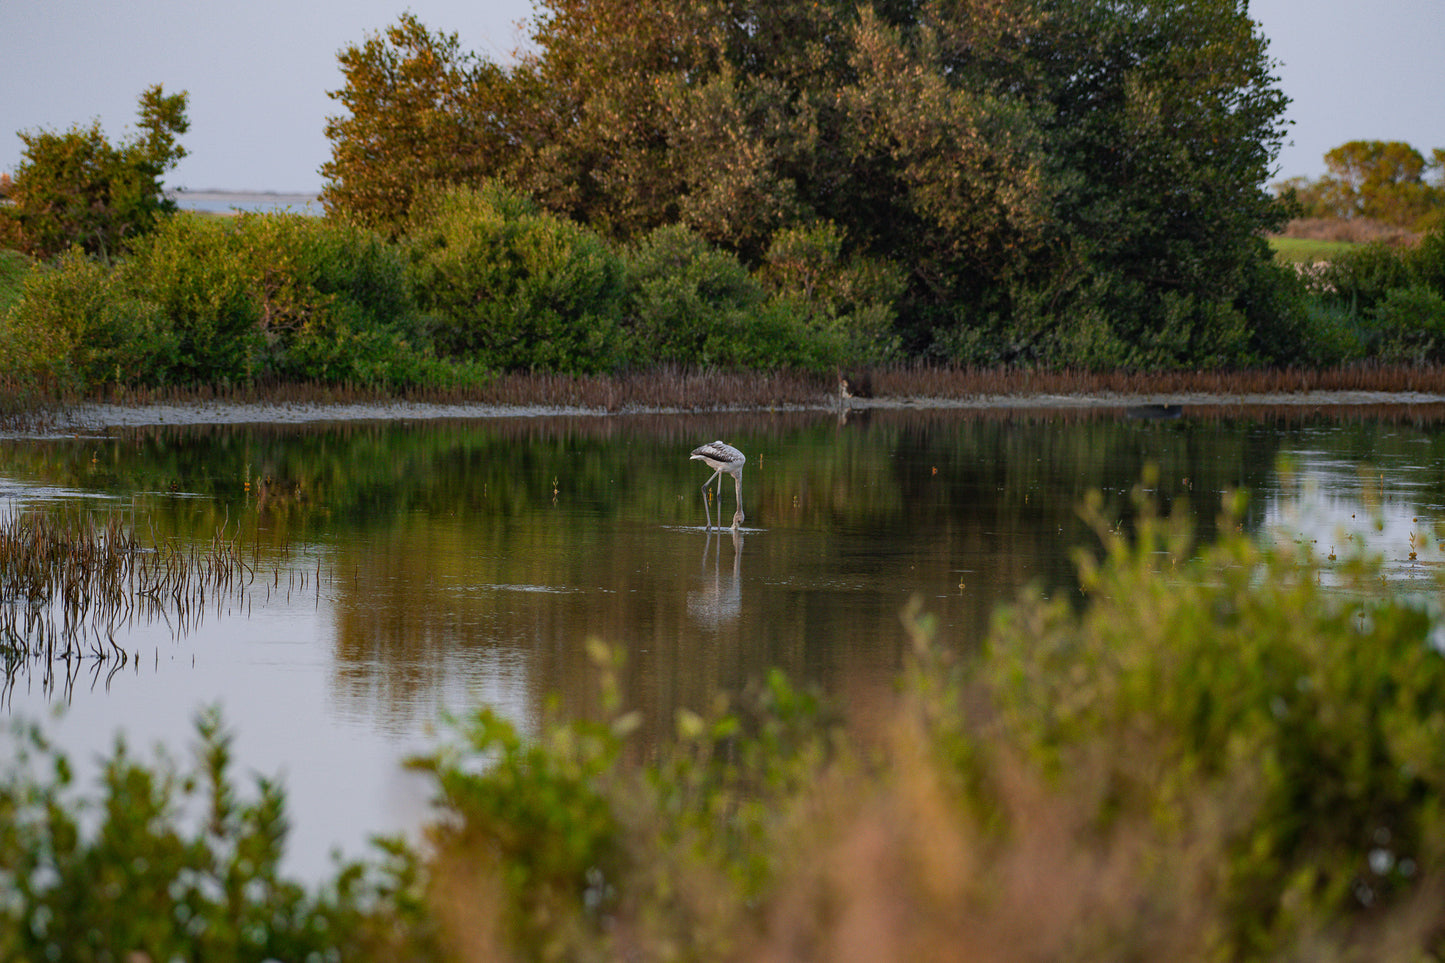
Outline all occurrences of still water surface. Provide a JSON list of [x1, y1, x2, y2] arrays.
[[5, 403, 1445, 874]]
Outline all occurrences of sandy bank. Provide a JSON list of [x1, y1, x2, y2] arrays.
[[14, 390, 1445, 435]]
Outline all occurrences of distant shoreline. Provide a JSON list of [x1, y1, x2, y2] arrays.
[[167, 189, 319, 202], [166, 189, 321, 214], [15, 390, 1445, 435]]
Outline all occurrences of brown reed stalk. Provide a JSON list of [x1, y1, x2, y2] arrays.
[[0, 508, 267, 673]]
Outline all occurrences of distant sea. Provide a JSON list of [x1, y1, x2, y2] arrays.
[[167, 190, 322, 216]]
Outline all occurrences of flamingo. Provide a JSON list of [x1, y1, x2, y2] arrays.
[[690, 440, 745, 530]]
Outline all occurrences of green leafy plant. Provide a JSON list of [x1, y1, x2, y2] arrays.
[[0, 707, 429, 961], [2, 246, 177, 392], [406, 183, 629, 373], [624, 223, 779, 367]]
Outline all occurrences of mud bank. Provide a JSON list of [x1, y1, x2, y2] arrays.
[[14, 390, 1445, 436]]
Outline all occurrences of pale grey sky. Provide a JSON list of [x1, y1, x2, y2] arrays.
[[2, 0, 1441, 194]]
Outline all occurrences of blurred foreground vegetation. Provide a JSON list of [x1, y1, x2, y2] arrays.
[[9, 489, 1445, 961]]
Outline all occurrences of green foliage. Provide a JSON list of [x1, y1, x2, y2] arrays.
[[1289, 301, 1370, 367], [989, 487, 1445, 959], [1410, 224, 1445, 296], [121, 212, 428, 386], [406, 184, 629, 372], [625, 223, 765, 365], [0, 248, 32, 315], [115, 215, 261, 381], [0, 707, 428, 961], [1366, 285, 1445, 364], [761, 221, 904, 363], [1316, 241, 1415, 316], [322, 0, 1292, 368], [414, 640, 838, 959], [0, 85, 189, 261], [1306, 230, 1445, 365], [2, 246, 177, 391], [2, 213, 439, 391], [1240, 254, 1320, 365], [210, 212, 428, 385]]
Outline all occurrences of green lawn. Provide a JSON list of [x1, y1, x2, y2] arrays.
[[0, 249, 31, 315], [1269, 235, 1356, 264]]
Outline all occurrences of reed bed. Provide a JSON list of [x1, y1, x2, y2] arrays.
[[862, 362, 1445, 399], [80, 363, 1445, 411], [0, 508, 253, 667]]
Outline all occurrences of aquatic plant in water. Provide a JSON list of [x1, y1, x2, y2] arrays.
[[0, 508, 250, 671]]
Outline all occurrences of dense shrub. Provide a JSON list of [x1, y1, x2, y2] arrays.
[[123, 212, 428, 385], [1409, 224, 1445, 296], [1366, 286, 1445, 363], [1, 213, 439, 391], [760, 221, 905, 364], [118, 216, 263, 381], [625, 223, 765, 365], [1240, 254, 1319, 364], [0, 249, 30, 315], [406, 184, 629, 373], [2, 247, 178, 391], [1316, 241, 1415, 316], [623, 223, 845, 370], [1309, 226, 1445, 364]]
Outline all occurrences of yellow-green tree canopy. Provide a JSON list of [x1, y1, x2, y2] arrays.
[[1279, 140, 1445, 231]]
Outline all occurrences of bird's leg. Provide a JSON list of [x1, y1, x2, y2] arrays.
[[701, 468, 722, 530], [731, 470, 744, 530]]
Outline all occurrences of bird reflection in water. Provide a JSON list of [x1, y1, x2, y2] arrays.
[[687, 525, 743, 629]]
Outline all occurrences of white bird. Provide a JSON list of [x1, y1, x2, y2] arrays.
[[690, 440, 746, 530]]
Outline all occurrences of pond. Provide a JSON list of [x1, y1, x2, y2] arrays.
[[5, 400, 1445, 876]]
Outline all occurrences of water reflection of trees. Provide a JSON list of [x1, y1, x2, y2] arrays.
[[10, 403, 1445, 735]]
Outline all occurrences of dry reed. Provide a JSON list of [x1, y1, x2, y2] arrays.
[[0, 508, 255, 671], [22, 363, 1445, 419], [1274, 217, 1421, 247]]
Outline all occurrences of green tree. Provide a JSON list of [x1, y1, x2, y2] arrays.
[[321, 13, 513, 234], [994, 0, 1292, 367], [322, 0, 1294, 368], [0, 85, 189, 262]]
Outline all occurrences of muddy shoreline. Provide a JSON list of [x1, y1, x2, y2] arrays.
[[12, 389, 1445, 435]]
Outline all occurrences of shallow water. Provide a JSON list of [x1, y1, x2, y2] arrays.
[[4, 403, 1445, 875]]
